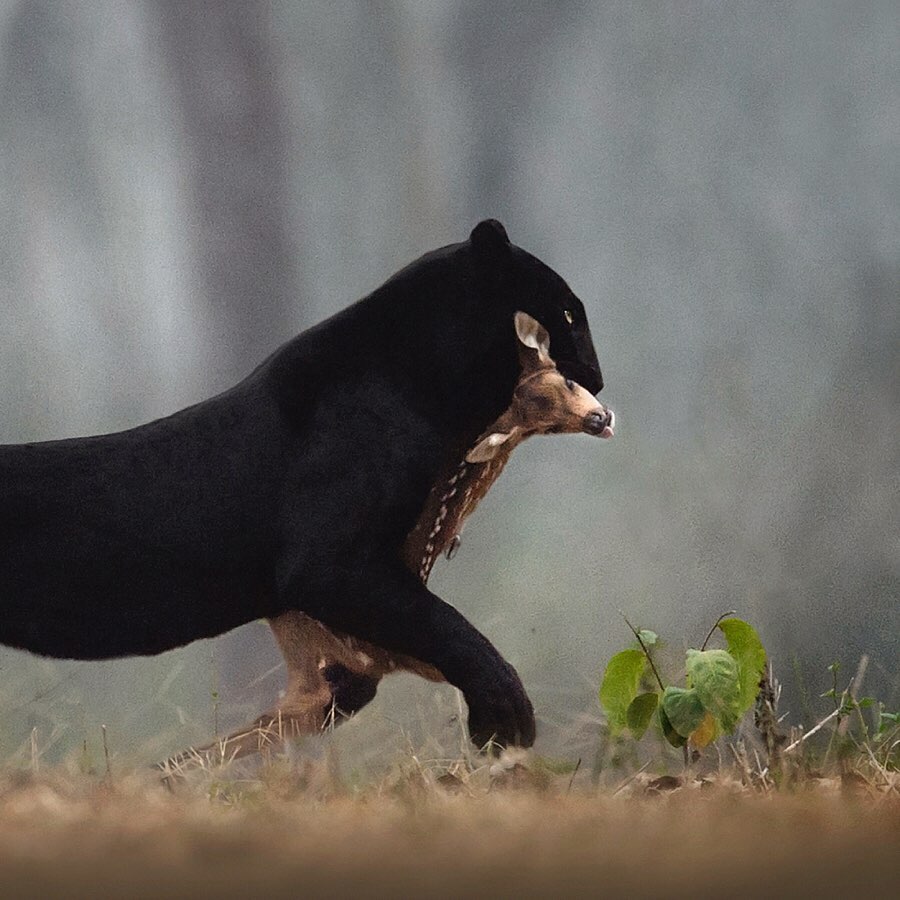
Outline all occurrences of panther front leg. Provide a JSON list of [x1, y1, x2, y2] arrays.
[[293, 560, 535, 749]]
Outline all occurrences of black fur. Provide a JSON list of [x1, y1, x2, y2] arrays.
[[322, 664, 380, 719], [0, 221, 602, 747]]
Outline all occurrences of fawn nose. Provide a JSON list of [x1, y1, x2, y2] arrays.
[[583, 407, 615, 437]]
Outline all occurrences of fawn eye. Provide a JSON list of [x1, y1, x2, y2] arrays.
[[563, 309, 574, 325], [564, 378, 575, 391]]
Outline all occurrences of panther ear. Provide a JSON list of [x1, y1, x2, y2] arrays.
[[470, 219, 511, 258]]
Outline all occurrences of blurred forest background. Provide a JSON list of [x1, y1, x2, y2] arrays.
[[0, 1, 896, 768]]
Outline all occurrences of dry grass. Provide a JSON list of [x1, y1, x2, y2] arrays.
[[0, 756, 896, 899], [3, 653, 896, 897]]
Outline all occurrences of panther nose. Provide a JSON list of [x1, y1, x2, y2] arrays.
[[583, 407, 615, 438]]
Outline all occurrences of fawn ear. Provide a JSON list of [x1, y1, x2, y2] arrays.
[[514, 311, 551, 364], [466, 427, 521, 463]]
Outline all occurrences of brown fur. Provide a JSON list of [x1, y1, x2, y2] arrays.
[[161, 314, 613, 772]]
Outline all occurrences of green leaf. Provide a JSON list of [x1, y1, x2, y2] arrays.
[[626, 692, 659, 739], [599, 649, 646, 733], [636, 629, 659, 648], [876, 711, 900, 737], [661, 686, 707, 738], [658, 704, 687, 748], [686, 649, 742, 732], [718, 618, 767, 714]]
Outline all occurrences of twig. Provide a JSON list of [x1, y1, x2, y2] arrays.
[[210, 648, 220, 739], [456, 689, 474, 770], [729, 742, 753, 786], [566, 757, 582, 796], [700, 610, 737, 651], [618, 611, 665, 691], [30, 727, 39, 775], [101, 724, 111, 778], [611, 760, 651, 796], [837, 654, 869, 738], [755, 663, 786, 775], [752, 748, 771, 792], [782, 707, 841, 755], [757, 705, 845, 782]]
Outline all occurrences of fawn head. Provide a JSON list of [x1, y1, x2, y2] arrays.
[[467, 312, 615, 463]]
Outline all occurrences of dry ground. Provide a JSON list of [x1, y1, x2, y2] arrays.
[[0, 762, 896, 899]]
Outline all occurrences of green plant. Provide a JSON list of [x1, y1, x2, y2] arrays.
[[599, 613, 767, 751], [819, 660, 900, 773]]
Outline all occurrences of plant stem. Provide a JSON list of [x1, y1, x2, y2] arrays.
[[619, 611, 665, 691], [700, 610, 737, 651], [102, 724, 111, 778]]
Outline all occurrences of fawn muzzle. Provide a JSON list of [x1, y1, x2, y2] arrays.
[[583, 407, 615, 438]]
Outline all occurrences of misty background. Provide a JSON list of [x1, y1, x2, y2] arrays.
[[0, 1, 896, 769]]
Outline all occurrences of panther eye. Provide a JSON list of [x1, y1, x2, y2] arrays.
[[563, 309, 574, 325], [564, 378, 575, 391]]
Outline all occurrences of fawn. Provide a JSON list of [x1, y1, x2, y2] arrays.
[[162, 312, 613, 772]]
